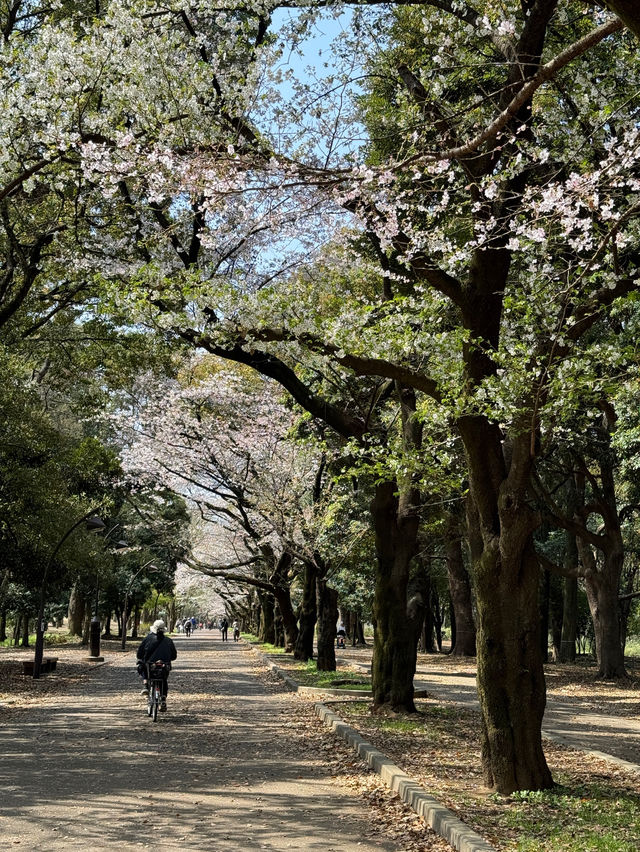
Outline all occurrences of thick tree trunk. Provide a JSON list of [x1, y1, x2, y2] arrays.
[[294, 562, 317, 661], [0, 609, 6, 642], [461, 419, 553, 794], [572, 455, 626, 679], [67, 583, 85, 637], [584, 560, 626, 678], [444, 519, 476, 656], [316, 579, 338, 671], [371, 478, 420, 712], [475, 538, 552, 793], [270, 553, 298, 652], [420, 572, 436, 652], [258, 591, 276, 644], [274, 605, 284, 648], [602, 1, 640, 39]]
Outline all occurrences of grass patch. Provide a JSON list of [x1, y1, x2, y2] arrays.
[[624, 636, 640, 658], [0, 632, 75, 648], [242, 634, 287, 654], [245, 638, 371, 688], [291, 661, 371, 690], [494, 782, 640, 851]]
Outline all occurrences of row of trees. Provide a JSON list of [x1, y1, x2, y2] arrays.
[[2, 0, 640, 793]]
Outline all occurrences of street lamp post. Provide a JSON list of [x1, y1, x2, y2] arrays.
[[33, 509, 104, 680], [88, 523, 128, 662], [87, 517, 107, 662], [121, 561, 158, 650]]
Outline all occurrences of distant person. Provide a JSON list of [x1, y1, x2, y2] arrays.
[[136, 620, 177, 711], [233, 620, 240, 641], [220, 617, 229, 642], [184, 620, 192, 637], [336, 624, 346, 649]]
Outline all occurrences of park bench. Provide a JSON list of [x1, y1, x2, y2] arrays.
[[21, 657, 59, 676]]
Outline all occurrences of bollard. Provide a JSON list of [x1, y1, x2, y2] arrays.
[[88, 616, 104, 661]]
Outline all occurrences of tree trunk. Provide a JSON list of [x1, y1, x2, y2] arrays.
[[460, 419, 553, 794], [103, 611, 112, 638], [583, 558, 626, 677], [602, 1, 640, 39], [420, 573, 436, 652], [445, 518, 476, 656], [0, 609, 6, 642], [67, 583, 85, 637], [559, 478, 580, 663], [539, 567, 550, 662], [258, 591, 276, 644], [371, 478, 420, 712], [340, 609, 352, 640], [316, 579, 338, 671], [269, 553, 298, 652], [548, 573, 563, 662], [572, 452, 626, 678], [432, 587, 443, 652], [82, 606, 91, 645], [274, 604, 284, 647], [294, 562, 317, 661], [21, 613, 30, 647], [560, 575, 578, 663]]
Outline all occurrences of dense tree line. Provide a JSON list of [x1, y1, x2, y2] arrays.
[[1, 0, 640, 794]]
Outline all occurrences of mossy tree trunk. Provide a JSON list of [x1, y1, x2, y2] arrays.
[[461, 416, 553, 794]]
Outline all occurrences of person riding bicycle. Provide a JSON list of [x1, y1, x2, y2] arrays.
[[136, 620, 177, 711]]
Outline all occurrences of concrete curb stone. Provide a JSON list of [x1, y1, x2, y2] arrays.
[[250, 644, 497, 852]]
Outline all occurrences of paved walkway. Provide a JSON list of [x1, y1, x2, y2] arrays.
[[0, 634, 404, 851]]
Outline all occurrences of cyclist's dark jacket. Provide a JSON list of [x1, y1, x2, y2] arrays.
[[136, 632, 177, 668]]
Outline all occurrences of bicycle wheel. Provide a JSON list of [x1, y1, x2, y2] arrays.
[[152, 683, 159, 722], [147, 690, 153, 717]]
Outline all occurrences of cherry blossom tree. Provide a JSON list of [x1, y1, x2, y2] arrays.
[[6, 0, 640, 793], [113, 356, 339, 651]]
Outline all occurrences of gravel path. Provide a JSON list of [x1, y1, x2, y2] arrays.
[[0, 634, 405, 851]]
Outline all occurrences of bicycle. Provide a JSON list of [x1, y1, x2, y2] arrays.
[[146, 660, 168, 721]]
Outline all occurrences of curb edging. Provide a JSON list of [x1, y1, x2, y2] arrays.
[[315, 702, 497, 852], [251, 644, 496, 852]]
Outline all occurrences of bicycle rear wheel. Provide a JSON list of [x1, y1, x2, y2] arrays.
[[152, 683, 159, 721]]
